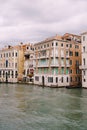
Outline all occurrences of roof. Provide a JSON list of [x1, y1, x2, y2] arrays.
[[81, 32, 87, 35], [0, 43, 27, 52], [63, 33, 81, 38], [34, 35, 63, 45]]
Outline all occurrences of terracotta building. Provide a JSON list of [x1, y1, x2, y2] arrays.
[[63, 33, 82, 87]]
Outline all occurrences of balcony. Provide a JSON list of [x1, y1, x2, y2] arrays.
[[61, 63, 65, 67], [79, 65, 87, 70], [50, 53, 54, 57], [66, 64, 70, 67], [39, 55, 46, 59], [55, 53, 59, 57], [37, 64, 49, 67], [66, 54, 69, 58], [75, 64, 80, 68], [50, 63, 59, 67], [61, 54, 65, 57], [24, 51, 31, 56]]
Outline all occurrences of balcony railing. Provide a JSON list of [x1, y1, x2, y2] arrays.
[[37, 64, 49, 67], [61, 63, 65, 67], [79, 65, 87, 70], [50, 63, 59, 67], [66, 54, 69, 58], [66, 64, 70, 67], [61, 54, 65, 57]]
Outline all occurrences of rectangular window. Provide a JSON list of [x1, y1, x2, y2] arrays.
[[78, 77, 80, 82], [83, 46, 85, 52], [75, 52, 79, 56], [61, 43, 63, 47], [70, 60, 72, 65], [75, 45, 79, 49], [70, 77, 72, 82], [56, 77, 58, 83], [70, 69, 72, 74], [52, 68, 58, 75], [66, 44, 68, 47], [70, 44, 72, 48], [15, 71, 18, 78], [12, 71, 14, 78], [15, 63, 17, 68], [0, 71, 1, 77], [44, 68, 47, 74], [9, 53, 11, 57], [52, 42, 54, 46], [83, 36, 85, 41], [47, 44, 49, 47], [48, 77, 53, 83], [61, 68, 64, 74], [1, 54, 2, 58], [83, 58, 85, 65], [4, 53, 5, 57], [8, 71, 10, 78], [76, 69, 79, 74], [84, 79, 86, 82], [35, 76, 39, 81], [66, 51, 69, 56], [15, 52, 18, 57], [66, 77, 69, 82], [69, 51, 73, 56], [66, 68, 69, 74], [3, 71, 5, 78], [56, 42, 58, 46], [44, 45, 46, 48], [75, 77, 77, 82], [76, 60, 79, 66], [83, 71, 86, 76], [12, 52, 14, 57], [6, 60, 8, 68], [61, 77, 63, 83], [6, 53, 8, 57]]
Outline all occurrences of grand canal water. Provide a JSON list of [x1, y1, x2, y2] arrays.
[[0, 84, 87, 130]]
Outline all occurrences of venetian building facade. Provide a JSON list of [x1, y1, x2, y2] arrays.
[[80, 32, 87, 88], [34, 34, 81, 87], [34, 35, 70, 87], [23, 43, 34, 82], [63, 33, 82, 87], [0, 43, 26, 83]]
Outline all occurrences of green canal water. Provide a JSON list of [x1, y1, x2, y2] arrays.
[[0, 84, 87, 130]]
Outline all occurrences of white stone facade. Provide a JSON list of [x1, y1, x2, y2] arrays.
[[34, 37, 70, 87], [0, 47, 18, 83], [81, 33, 87, 88], [34, 74, 70, 87]]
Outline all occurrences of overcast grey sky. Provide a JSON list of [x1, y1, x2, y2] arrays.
[[0, 0, 87, 47]]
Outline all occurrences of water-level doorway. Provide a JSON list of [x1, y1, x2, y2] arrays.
[[6, 72, 8, 83], [42, 76, 45, 86]]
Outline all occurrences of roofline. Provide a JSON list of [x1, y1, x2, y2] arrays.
[[81, 32, 87, 35], [34, 39, 68, 46], [63, 33, 81, 38]]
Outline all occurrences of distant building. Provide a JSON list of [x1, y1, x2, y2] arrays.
[[34, 34, 81, 87], [23, 43, 34, 83], [0, 43, 26, 83], [80, 32, 87, 88]]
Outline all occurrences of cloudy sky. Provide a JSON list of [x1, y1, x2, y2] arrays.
[[0, 0, 87, 47]]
